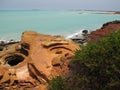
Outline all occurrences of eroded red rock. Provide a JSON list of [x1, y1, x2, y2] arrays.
[[89, 20, 120, 42]]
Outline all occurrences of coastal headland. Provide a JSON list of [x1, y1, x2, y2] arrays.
[[88, 20, 120, 42], [0, 20, 120, 90]]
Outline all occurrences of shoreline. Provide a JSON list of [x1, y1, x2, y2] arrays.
[[92, 11, 120, 15], [70, 9, 120, 15], [1, 9, 120, 14]]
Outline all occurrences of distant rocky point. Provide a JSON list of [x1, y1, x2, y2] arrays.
[[114, 11, 120, 14], [66, 20, 120, 44], [88, 20, 120, 42]]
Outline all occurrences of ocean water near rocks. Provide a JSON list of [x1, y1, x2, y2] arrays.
[[0, 10, 120, 40]]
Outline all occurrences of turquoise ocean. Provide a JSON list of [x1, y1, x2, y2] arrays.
[[0, 10, 120, 40]]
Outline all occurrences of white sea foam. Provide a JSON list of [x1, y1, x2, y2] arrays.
[[0, 33, 21, 41]]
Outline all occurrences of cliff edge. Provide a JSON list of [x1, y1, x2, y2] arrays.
[[88, 20, 120, 42]]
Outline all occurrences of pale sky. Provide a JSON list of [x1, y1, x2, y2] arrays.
[[0, 0, 120, 11]]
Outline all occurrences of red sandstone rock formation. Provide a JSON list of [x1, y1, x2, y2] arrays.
[[0, 31, 79, 90], [89, 20, 120, 42]]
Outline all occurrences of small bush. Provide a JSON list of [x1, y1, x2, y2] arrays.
[[49, 76, 65, 90]]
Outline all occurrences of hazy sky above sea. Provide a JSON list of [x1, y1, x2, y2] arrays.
[[0, 0, 120, 11]]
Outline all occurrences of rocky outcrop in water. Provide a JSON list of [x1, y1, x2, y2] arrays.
[[0, 40, 19, 51], [67, 20, 120, 45], [0, 31, 79, 90], [66, 30, 89, 45]]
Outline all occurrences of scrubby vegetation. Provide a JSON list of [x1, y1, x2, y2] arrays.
[[71, 30, 120, 90], [49, 30, 120, 90], [49, 76, 65, 90]]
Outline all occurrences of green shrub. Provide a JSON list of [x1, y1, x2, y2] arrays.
[[49, 76, 65, 90], [72, 30, 120, 90]]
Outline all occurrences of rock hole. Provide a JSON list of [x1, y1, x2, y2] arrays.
[[21, 43, 30, 50], [20, 47, 29, 56], [82, 30, 88, 34], [5, 55, 24, 66], [0, 46, 3, 51], [55, 51, 62, 54]]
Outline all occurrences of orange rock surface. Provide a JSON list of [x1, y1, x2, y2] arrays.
[[0, 31, 79, 90]]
